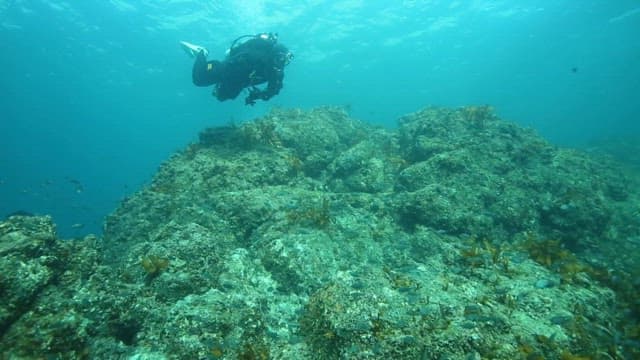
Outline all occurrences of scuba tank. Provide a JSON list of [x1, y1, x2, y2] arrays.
[[226, 33, 278, 56]]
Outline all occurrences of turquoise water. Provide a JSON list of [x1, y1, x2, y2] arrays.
[[1, 1, 639, 237]]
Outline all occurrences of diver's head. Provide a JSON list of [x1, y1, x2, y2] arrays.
[[284, 51, 293, 66], [274, 44, 293, 66]]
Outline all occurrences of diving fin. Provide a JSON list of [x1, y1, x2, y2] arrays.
[[180, 41, 209, 58]]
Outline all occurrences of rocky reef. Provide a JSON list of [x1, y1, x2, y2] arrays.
[[1, 106, 639, 359]]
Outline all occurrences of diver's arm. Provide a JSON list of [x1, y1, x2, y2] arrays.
[[263, 45, 289, 99], [263, 68, 284, 99], [245, 69, 283, 105]]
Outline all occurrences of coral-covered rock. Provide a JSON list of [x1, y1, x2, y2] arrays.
[[0, 215, 99, 358], [2, 107, 639, 359]]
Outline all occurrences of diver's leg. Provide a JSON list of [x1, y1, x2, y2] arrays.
[[213, 59, 251, 100], [214, 82, 244, 101], [192, 52, 222, 87]]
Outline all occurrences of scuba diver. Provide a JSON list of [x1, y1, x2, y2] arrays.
[[181, 33, 293, 105]]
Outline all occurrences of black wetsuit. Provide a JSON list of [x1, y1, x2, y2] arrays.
[[192, 34, 291, 105]]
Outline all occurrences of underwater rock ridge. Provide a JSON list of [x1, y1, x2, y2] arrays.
[[1, 106, 639, 359], [103, 105, 629, 255]]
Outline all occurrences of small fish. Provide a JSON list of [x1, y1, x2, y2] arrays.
[[71, 223, 85, 229]]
